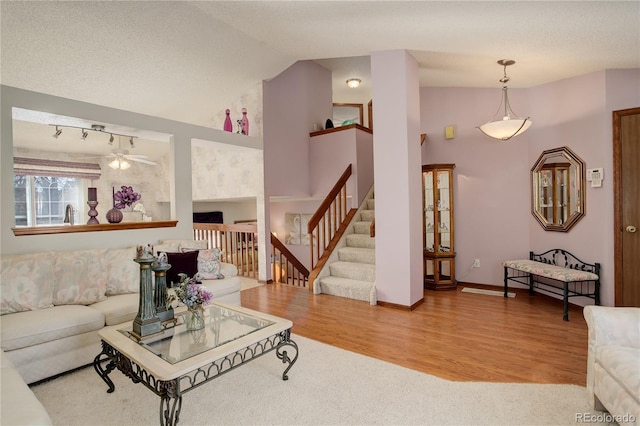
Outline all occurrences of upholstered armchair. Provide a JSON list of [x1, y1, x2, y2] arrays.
[[583, 306, 640, 423]]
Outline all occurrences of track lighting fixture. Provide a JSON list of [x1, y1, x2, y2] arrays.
[[48, 123, 138, 145]]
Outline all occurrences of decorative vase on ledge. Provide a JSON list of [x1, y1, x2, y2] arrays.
[[106, 207, 123, 224]]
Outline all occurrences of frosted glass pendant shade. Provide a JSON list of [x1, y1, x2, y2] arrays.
[[478, 117, 532, 141], [477, 59, 532, 141]]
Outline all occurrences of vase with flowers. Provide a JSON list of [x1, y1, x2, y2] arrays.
[[107, 185, 142, 223], [167, 274, 213, 331]]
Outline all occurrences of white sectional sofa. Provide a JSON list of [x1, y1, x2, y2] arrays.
[[0, 349, 52, 425], [0, 239, 241, 389], [583, 305, 640, 424]]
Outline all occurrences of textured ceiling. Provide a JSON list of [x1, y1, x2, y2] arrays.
[[2, 1, 639, 130]]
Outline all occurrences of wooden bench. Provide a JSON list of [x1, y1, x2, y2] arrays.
[[503, 249, 600, 321]]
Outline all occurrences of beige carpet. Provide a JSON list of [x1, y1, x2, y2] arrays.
[[239, 276, 263, 291], [31, 335, 604, 426]]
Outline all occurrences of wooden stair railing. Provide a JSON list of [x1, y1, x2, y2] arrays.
[[307, 164, 357, 289], [193, 223, 258, 279], [271, 233, 309, 288]]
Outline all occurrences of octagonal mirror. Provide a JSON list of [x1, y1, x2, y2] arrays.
[[531, 146, 586, 232]]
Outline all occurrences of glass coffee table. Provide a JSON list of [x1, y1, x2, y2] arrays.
[[93, 302, 298, 426]]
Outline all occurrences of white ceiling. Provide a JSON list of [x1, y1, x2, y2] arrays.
[[2, 0, 639, 131]]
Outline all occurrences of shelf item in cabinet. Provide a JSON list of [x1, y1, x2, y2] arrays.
[[436, 200, 450, 211]]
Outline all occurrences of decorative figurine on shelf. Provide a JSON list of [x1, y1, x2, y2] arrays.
[[240, 108, 249, 135], [154, 251, 169, 267], [223, 109, 233, 132], [136, 244, 155, 260]]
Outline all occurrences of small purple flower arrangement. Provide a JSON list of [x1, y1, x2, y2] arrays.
[[168, 274, 213, 309], [113, 185, 141, 210]]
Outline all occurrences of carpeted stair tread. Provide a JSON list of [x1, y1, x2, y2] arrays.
[[346, 233, 375, 249], [318, 276, 375, 303], [353, 221, 372, 234], [315, 190, 376, 305], [360, 210, 375, 222], [338, 246, 375, 264], [329, 261, 375, 282]]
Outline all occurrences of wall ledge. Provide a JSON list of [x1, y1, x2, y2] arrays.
[[12, 220, 178, 236]]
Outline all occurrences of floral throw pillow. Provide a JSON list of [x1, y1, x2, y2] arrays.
[[1, 252, 57, 315], [53, 249, 108, 305], [105, 247, 140, 295], [197, 249, 225, 280]]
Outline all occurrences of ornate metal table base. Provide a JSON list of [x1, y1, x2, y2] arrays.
[[93, 329, 298, 426]]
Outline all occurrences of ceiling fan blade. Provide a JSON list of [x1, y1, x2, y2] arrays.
[[126, 156, 156, 165], [124, 154, 150, 159]]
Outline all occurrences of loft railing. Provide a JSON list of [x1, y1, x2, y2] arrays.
[[307, 164, 357, 277], [193, 223, 258, 279], [271, 233, 309, 288]]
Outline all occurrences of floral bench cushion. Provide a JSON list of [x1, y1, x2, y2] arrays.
[[503, 259, 599, 282]]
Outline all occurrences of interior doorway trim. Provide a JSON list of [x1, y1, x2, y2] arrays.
[[612, 107, 640, 305]]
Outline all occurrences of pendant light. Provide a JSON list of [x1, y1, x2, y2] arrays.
[[477, 60, 532, 141]]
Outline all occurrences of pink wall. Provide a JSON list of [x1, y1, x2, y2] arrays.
[[263, 61, 333, 197], [309, 126, 373, 207], [420, 87, 531, 287], [421, 69, 640, 306], [372, 50, 423, 306], [355, 129, 375, 206]]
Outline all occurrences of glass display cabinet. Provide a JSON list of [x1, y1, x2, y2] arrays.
[[537, 163, 570, 225], [422, 164, 456, 290]]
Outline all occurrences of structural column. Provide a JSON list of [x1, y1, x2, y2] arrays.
[[371, 50, 423, 307]]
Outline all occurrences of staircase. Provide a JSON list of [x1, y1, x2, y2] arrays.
[[313, 188, 376, 305]]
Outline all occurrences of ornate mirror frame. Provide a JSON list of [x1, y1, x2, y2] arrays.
[[531, 146, 586, 232]]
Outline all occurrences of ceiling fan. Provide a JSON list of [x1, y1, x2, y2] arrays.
[[106, 149, 156, 170], [102, 128, 156, 169]]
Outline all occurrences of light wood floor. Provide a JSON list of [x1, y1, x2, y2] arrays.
[[240, 283, 589, 385]]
